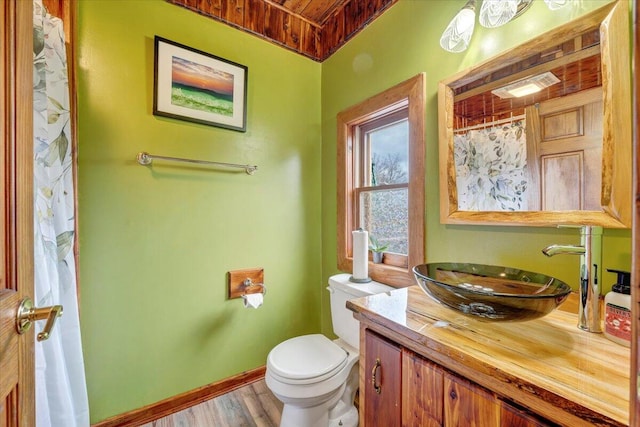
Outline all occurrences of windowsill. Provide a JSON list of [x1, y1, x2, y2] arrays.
[[339, 257, 415, 288]]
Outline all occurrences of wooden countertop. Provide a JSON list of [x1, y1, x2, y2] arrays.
[[347, 285, 630, 427]]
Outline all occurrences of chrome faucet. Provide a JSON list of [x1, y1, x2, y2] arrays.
[[542, 225, 603, 333]]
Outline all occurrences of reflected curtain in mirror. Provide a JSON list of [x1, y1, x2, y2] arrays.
[[454, 118, 527, 211]]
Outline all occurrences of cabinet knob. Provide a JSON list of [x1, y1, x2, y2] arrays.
[[371, 358, 382, 394]]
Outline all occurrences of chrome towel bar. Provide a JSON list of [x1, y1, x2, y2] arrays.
[[136, 152, 258, 175]]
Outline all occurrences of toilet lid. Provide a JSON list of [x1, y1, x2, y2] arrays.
[[267, 334, 349, 382]]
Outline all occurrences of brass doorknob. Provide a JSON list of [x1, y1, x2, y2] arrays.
[[16, 297, 63, 341]]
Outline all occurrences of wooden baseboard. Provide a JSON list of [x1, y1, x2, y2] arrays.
[[92, 366, 266, 427]]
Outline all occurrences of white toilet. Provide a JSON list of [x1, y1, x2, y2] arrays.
[[265, 274, 392, 427]]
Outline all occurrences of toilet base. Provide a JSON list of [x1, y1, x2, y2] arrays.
[[279, 390, 358, 427], [278, 383, 343, 427], [276, 363, 359, 427], [327, 362, 359, 427], [328, 404, 357, 427]]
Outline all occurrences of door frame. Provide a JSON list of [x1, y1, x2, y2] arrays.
[[1, 0, 36, 425], [631, 0, 639, 423]]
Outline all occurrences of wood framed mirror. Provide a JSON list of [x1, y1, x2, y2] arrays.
[[438, 0, 631, 228]]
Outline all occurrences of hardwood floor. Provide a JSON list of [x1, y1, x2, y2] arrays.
[[140, 380, 282, 427]]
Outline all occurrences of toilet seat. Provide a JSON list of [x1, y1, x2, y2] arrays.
[[267, 334, 349, 385]]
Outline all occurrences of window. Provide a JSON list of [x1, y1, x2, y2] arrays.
[[337, 74, 426, 287], [357, 110, 409, 256]]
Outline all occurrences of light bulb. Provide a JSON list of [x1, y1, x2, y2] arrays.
[[479, 0, 518, 28], [440, 0, 477, 53]]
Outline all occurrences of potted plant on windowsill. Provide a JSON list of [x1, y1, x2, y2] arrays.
[[369, 236, 388, 264]]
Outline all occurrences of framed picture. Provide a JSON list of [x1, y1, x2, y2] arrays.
[[153, 36, 248, 132]]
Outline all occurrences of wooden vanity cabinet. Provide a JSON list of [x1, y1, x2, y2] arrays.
[[362, 329, 557, 427], [500, 402, 558, 427], [444, 372, 499, 426], [402, 349, 443, 426], [363, 330, 401, 426]]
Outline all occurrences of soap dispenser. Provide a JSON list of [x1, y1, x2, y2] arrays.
[[604, 269, 631, 347]]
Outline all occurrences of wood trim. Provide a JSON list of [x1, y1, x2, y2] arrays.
[[2, 0, 36, 424], [448, 4, 619, 91], [166, 0, 397, 62], [262, 0, 323, 28], [632, 0, 639, 423], [319, 0, 397, 60], [454, 44, 601, 103], [91, 366, 266, 427], [16, 2, 35, 422], [167, 0, 322, 60], [600, 0, 632, 227], [337, 73, 426, 287]]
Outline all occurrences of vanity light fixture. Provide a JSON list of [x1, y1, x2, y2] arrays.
[[439, 0, 477, 53], [440, 0, 569, 53], [491, 71, 560, 98], [479, 0, 518, 28]]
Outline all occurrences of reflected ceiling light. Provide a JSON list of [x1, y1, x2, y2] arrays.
[[479, 0, 518, 28], [440, 0, 477, 53], [491, 71, 560, 98]]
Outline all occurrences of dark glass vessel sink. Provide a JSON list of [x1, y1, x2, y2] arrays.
[[412, 263, 572, 322]]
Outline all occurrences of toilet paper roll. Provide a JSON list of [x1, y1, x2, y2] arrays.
[[352, 229, 369, 281], [242, 293, 263, 309]]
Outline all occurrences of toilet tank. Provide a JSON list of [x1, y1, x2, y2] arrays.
[[328, 274, 393, 350]]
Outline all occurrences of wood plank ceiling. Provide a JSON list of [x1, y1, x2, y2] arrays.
[[454, 29, 602, 127], [166, 0, 398, 61]]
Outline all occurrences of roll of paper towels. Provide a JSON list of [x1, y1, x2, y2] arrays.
[[352, 228, 369, 281], [242, 293, 263, 309]]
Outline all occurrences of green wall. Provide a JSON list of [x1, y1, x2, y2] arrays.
[[77, 1, 322, 423], [77, 0, 632, 423], [320, 0, 632, 334]]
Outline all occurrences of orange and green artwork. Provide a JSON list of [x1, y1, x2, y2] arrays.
[[170, 56, 234, 116]]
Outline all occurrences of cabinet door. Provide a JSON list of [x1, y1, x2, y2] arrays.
[[500, 401, 559, 427], [402, 349, 443, 427], [444, 371, 499, 427], [364, 330, 402, 426]]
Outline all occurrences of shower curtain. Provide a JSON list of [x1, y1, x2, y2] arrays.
[[33, 1, 90, 425], [454, 120, 528, 211]]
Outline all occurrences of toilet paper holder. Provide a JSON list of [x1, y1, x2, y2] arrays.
[[242, 278, 267, 295], [228, 268, 266, 300]]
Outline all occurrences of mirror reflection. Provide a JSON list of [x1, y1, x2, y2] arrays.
[[453, 42, 601, 212], [438, 1, 631, 227]]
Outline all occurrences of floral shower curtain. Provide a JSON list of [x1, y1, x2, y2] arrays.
[[33, 1, 90, 426], [454, 120, 528, 211]]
